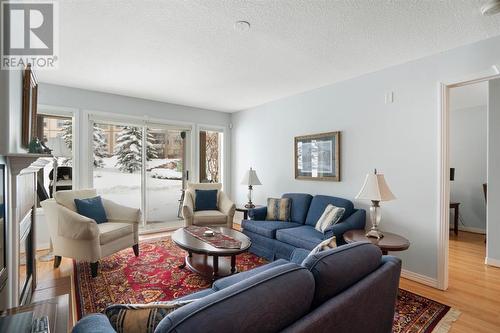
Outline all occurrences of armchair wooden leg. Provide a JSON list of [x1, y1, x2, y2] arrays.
[[54, 256, 62, 268], [133, 244, 139, 257], [90, 262, 99, 278]]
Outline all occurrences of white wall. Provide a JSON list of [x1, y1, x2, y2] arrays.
[[450, 105, 487, 233], [487, 78, 500, 267], [231, 35, 500, 282]]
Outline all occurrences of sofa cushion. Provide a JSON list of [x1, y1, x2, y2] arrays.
[[305, 195, 354, 226], [276, 225, 324, 250], [282, 193, 313, 224], [302, 242, 382, 307], [98, 222, 134, 245], [194, 189, 218, 211], [241, 220, 301, 238], [193, 210, 227, 225], [72, 314, 116, 333], [155, 263, 315, 333], [213, 259, 288, 291], [74, 196, 108, 224], [266, 198, 291, 221]]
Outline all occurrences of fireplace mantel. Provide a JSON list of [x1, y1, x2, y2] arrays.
[[5, 153, 52, 175]]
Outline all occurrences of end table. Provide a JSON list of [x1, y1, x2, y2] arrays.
[[343, 229, 410, 255], [235, 205, 263, 220]]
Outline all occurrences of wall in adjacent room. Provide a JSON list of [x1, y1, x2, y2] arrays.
[[450, 105, 487, 233], [231, 35, 500, 282]]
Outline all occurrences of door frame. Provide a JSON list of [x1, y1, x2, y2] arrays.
[[437, 71, 500, 290]]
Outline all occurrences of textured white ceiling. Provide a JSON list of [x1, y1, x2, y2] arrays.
[[38, 0, 500, 112]]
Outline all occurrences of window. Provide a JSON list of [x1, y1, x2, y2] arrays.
[[199, 129, 223, 183]]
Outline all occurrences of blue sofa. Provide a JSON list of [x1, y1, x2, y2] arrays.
[[242, 193, 366, 260], [72, 242, 402, 333]]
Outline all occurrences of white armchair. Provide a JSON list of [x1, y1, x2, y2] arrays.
[[41, 189, 140, 277], [182, 183, 235, 229]]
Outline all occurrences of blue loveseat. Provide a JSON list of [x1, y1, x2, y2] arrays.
[[72, 242, 402, 333], [242, 193, 366, 260]]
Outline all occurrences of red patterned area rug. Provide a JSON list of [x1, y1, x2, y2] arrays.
[[74, 237, 459, 332]]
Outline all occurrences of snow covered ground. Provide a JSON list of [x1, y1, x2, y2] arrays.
[[94, 157, 183, 223]]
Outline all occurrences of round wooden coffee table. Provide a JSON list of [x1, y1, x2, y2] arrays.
[[343, 229, 410, 255], [172, 227, 251, 281]]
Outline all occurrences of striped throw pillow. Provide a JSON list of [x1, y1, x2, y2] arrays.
[[315, 204, 345, 233], [266, 198, 291, 221], [105, 300, 196, 333]]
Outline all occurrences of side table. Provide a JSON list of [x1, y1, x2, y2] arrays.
[[343, 229, 410, 255], [236, 205, 263, 220], [450, 202, 460, 235]]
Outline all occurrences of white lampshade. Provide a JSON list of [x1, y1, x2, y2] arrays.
[[355, 171, 396, 202], [241, 167, 262, 186], [47, 136, 71, 158]]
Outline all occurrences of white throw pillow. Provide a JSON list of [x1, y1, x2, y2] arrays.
[[309, 236, 337, 256], [314, 204, 345, 233]]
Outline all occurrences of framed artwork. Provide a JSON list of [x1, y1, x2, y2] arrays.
[[294, 131, 340, 181], [22, 64, 38, 147]]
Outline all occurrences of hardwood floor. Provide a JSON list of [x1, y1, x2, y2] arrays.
[[36, 230, 500, 331], [400, 232, 500, 332]]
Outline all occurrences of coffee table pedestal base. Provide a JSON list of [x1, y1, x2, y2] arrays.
[[180, 252, 237, 281]]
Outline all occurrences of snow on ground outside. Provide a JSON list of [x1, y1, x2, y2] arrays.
[[94, 158, 183, 222]]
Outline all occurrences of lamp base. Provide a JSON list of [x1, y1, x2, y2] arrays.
[[244, 202, 255, 209], [366, 228, 384, 240]]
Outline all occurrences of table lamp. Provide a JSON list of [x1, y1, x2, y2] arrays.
[[241, 167, 262, 208], [355, 169, 396, 239]]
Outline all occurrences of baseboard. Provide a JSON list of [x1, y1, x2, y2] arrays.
[[401, 269, 438, 288], [485, 257, 500, 268], [37, 242, 50, 251], [452, 225, 486, 234]]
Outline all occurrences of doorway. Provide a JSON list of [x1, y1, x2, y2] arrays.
[[91, 119, 191, 233], [438, 72, 500, 290]]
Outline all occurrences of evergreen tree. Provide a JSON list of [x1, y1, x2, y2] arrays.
[[93, 125, 107, 168], [114, 126, 158, 173], [61, 120, 73, 150], [61, 120, 107, 168]]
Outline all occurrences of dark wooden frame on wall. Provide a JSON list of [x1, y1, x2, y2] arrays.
[[22, 64, 39, 147], [294, 131, 341, 182]]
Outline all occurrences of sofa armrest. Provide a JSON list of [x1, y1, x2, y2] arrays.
[[57, 205, 100, 240], [102, 198, 140, 223], [324, 209, 366, 240], [72, 314, 116, 333], [248, 206, 267, 220], [219, 191, 235, 217]]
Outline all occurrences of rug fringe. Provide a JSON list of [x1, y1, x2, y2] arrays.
[[432, 308, 461, 333]]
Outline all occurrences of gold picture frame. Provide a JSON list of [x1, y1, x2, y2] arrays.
[[22, 64, 38, 147], [294, 131, 340, 181]]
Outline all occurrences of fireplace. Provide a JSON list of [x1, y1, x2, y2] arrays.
[[0, 154, 50, 310]]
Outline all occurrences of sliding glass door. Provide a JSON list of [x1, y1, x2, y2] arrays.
[[145, 127, 186, 228], [93, 123, 142, 212], [91, 120, 190, 232]]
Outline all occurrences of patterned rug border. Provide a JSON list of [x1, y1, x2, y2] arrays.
[[72, 236, 460, 333]]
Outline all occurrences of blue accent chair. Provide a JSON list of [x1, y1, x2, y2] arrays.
[[72, 242, 402, 333], [242, 193, 366, 260]]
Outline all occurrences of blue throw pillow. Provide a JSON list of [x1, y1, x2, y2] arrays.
[[74, 196, 108, 224], [194, 189, 218, 211]]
